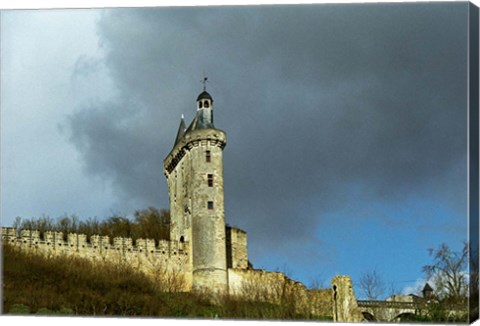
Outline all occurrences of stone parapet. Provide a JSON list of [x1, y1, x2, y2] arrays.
[[1, 227, 17, 243], [2, 227, 189, 258], [90, 235, 110, 249], [1, 226, 192, 291]]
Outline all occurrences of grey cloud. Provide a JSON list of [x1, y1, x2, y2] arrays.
[[72, 55, 104, 78], [67, 3, 468, 266]]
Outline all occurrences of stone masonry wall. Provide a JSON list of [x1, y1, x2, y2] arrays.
[[3, 226, 334, 316], [228, 268, 333, 318], [2, 227, 192, 291], [166, 144, 193, 245], [226, 226, 248, 269], [331, 275, 364, 322]]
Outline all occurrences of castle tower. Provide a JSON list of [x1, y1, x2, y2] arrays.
[[331, 276, 364, 322], [164, 89, 228, 293]]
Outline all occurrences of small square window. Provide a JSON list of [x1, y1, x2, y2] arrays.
[[207, 201, 214, 210]]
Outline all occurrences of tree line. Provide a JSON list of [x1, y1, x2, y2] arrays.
[[10, 207, 171, 245]]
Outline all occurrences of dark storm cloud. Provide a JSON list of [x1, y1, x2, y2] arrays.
[[67, 3, 468, 263]]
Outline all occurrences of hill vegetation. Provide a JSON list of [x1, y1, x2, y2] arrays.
[[2, 242, 330, 320]]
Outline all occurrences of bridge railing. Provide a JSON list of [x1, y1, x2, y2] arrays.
[[357, 300, 422, 309]]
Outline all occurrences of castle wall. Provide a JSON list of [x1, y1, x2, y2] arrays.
[[308, 288, 334, 318], [228, 268, 289, 303], [228, 268, 333, 318], [331, 275, 364, 322], [3, 226, 334, 315], [226, 226, 248, 269], [2, 227, 192, 291]]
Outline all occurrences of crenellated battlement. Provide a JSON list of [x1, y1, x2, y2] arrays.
[[1, 227, 188, 257], [1, 223, 249, 297], [2, 226, 193, 290]]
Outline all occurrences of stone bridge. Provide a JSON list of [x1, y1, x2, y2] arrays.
[[332, 276, 430, 322], [357, 299, 426, 322]]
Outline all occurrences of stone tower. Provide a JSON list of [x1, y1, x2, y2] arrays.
[[164, 89, 228, 293], [331, 276, 364, 322]]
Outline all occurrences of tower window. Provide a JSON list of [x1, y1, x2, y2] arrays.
[[207, 201, 214, 210], [204, 100, 209, 108], [206, 150, 211, 162], [199, 101, 203, 109], [207, 174, 213, 187]]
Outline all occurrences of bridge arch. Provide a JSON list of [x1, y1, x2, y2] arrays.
[[362, 311, 376, 321], [392, 312, 417, 322]]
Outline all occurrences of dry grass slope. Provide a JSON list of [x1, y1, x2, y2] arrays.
[[2, 243, 332, 320]]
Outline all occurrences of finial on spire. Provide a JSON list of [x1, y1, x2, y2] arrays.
[[181, 113, 184, 119], [202, 76, 208, 91]]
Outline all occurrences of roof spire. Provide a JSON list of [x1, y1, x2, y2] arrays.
[[202, 76, 208, 91], [174, 116, 187, 146]]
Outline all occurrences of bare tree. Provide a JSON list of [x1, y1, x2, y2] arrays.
[[309, 273, 327, 289], [422, 242, 468, 300], [387, 281, 399, 298], [469, 243, 479, 322], [134, 207, 170, 242], [358, 269, 385, 300], [12, 217, 22, 235]]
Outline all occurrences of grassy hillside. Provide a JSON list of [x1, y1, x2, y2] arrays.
[[2, 243, 331, 320]]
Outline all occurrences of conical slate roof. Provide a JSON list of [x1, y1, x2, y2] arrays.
[[174, 117, 186, 146], [423, 283, 433, 291], [185, 110, 214, 132]]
